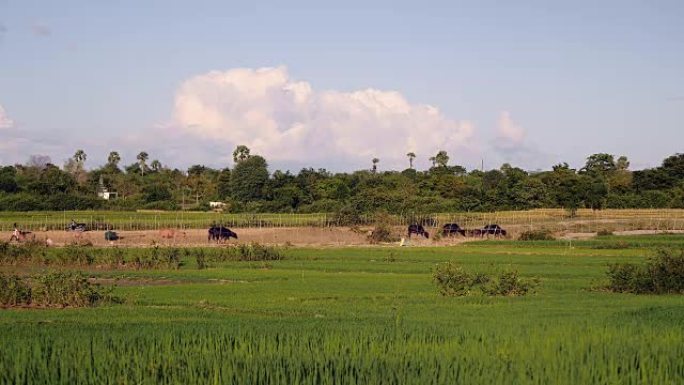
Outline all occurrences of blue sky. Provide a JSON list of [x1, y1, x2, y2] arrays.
[[0, 0, 682, 172]]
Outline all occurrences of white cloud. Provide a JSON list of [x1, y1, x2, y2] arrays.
[[0, 104, 14, 129], [171, 66, 477, 170], [488, 111, 553, 170], [496, 111, 525, 144]]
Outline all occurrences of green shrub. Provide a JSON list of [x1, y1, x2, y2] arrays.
[[518, 229, 555, 241], [195, 249, 208, 269], [333, 204, 364, 226], [481, 270, 539, 296], [206, 243, 283, 262], [0, 273, 32, 306], [133, 247, 182, 269], [1, 272, 120, 307], [591, 241, 630, 249], [368, 212, 400, 244], [433, 262, 474, 296], [434, 262, 537, 297], [233, 243, 283, 261], [606, 248, 684, 294]]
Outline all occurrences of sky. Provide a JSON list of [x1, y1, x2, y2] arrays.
[[0, 0, 682, 172]]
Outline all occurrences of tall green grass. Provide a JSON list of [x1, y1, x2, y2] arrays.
[[1, 238, 683, 384]]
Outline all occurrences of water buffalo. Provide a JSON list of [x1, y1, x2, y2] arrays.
[[67, 220, 87, 232], [208, 226, 238, 243], [442, 223, 465, 237], [408, 224, 429, 238], [469, 224, 507, 237]]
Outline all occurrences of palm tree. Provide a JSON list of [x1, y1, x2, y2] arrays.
[[406, 152, 416, 169], [232, 145, 251, 163], [137, 151, 149, 176], [150, 159, 162, 172], [73, 149, 87, 165], [371, 158, 379, 174], [107, 151, 121, 166]]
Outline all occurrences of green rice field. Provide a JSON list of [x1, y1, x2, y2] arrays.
[[1, 235, 684, 384]]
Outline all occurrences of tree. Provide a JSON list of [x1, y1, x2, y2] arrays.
[[67, 149, 87, 185], [435, 151, 449, 168], [230, 155, 269, 202], [73, 150, 87, 165], [232, 145, 251, 163], [142, 183, 172, 203], [582, 153, 616, 176], [26, 155, 52, 169], [661, 153, 684, 180], [584, 175, 608, 210], [150, 160, 162, 172], [0, 166, 18, 193], [371, 158, 379, 174], [107, 151, 121, 166], [217, 168, 232, 200], [137, 151, 149, 176], [406, 152, 416, 169], [429, 156, 436, 168], [616, 156, 630, 171]]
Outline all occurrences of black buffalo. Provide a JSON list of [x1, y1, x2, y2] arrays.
[[208, 226, 238, 242], [407, 224, 429, 238], [67, 220, 87, 232], [469, 224, 507, 237], [442, 223, 465, 237]]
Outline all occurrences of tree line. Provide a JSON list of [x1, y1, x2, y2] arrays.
[[0, 147, 682, 214]]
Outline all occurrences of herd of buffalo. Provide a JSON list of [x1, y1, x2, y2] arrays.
[[10, 220, 505, 243], [407, 223, 507, 239]]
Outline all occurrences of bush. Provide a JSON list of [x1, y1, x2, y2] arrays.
[[0, 272, 120, 307], [333, 204, 364, 226], [433, 262, 475, 296], [143, 200, 179, 211], [203, 243, 284, 262], [481, 270, 538, 296], [596, 229, 614, 236], [433, 262, 536, 297], [133, 247, 182, 269], [195, 249, 208, 269], [0, 274, 32, 306], [518, 229, 555, 241], [591, 241, 630, 249], [368, 212, 400, 244], [605, 248, 684, 294]]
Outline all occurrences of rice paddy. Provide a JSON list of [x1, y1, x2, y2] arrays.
[[1, 235, 683, 384]]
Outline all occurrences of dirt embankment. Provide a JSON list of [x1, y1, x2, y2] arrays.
[[0, 226, 479, 247]]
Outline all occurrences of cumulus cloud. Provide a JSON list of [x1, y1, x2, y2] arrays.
[[170, 66, 477, 169], [489, 111, 553, 169], [496, 111, 525, 144], [0, 104, 14, 129]]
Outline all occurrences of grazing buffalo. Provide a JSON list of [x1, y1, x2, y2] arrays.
[[208, 226, 238, 243], [442, 223, 466, 237], [67, 220, 87, 232], [104, 231, 119, 241], [408, 224, 429, 238], [470, 224, 507, 237]]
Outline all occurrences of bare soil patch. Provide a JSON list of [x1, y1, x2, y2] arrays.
[[0, 226, 486, 247]]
